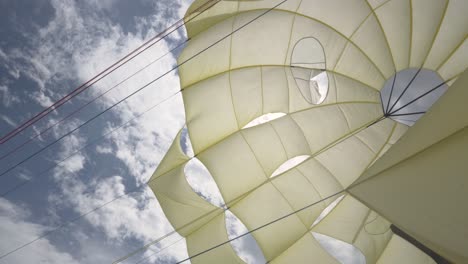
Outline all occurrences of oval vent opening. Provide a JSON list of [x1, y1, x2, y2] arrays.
[[225, 210, 266, 264], [291, 37, 329, 105], [242, 113, 286, 129], [270, 155, 310, 178], [184, 158, 225, 208]]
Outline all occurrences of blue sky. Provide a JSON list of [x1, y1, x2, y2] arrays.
[[0, 1, 373, 263], [0, 0, 195, 263]]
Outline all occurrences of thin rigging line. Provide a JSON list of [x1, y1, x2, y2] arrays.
[[389, 111, 426, 117], [0, 0, 286, 260], [0, 0, 218, 145], [174, 191, 344, 264], [0, 1, 228, 179], [133, 237, 186, 264], [0, 88, 180, 197], [385, 72, 397, 114], [389, 81, 447, 115], [0, 39, 189, 163], [0, 91, 181, 260], [387, 68, 421, 113]]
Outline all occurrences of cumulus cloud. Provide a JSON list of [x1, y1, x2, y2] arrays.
[[0, 198, 80, 264]]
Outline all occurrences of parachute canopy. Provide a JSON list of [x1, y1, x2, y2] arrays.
[[150, 0, 468, 263]]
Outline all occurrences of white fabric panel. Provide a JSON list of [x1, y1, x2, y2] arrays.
[[409, 0, 448, 68], [424, 0, 468, 70], [375, 0, 411, 71], [186, 212, 245, 264], [377, 235, 436, 264]]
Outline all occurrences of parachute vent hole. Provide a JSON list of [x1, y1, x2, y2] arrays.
[[312, 232, 366, 264], [270, 155, 310, 178], [184, 158, 225, 208], [180, 125, 194, 157], [242, 113, 286, 129], [225, 210, 266, 264], [380, 68, 448, 126], [311, 195, 345, 227], [290, 37, 329, 105]]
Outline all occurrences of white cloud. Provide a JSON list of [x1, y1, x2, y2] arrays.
[[0, 198, 80, 264], [0, 85, 20, 107]]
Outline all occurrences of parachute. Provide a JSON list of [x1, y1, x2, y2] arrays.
[[150, 0, 468, 263]]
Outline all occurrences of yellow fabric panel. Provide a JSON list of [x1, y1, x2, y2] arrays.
[[424, 0, 468, 70], [297, 0, 371, 38], [354, 212, 393, 264], [334, 41, 385, 89], [198, 132, 267, 203], [271, 168, 326, 227], [377, 235, 436, 264], [241, 122, 288, 176], [186, 212, 245, 264], [350, 70, 468, 263], [261, 66, 290, 114], [374, 0, 411, 71], [178, 15, 233, 88], [269, 115, 311, 158], [338, 103, 382, 130], [409, 0, 448, 68], [351, 14, 395, 79], [367, 0, 389, 9], [315, 135, 375, 187], [312, 195, 370, 244], [230, 67, 263, 127], [334, 71, 380, 103], [231, 10, 294, 69], [355, 118, 395, 153], [295, 158, 344, 204], [270, 232, 339, 264], [438, 39, 468, 80], [312, 195, 393, 263], [184, 0, 239, 39], [184, 73, 238, 154], [230, 182, 308, 261], [151, 128, 189, 179], [291, 105, 350, 153], [149, 165, 222, 236], [238, 0, 302, 13]]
